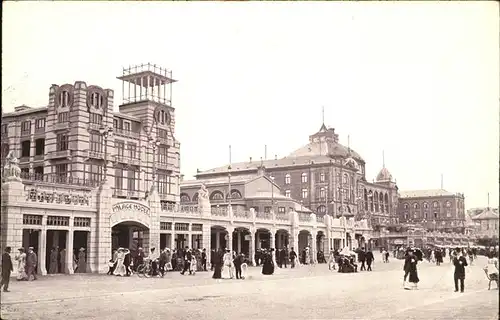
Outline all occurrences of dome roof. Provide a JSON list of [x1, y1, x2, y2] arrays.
[[376, 167, 393, 182]]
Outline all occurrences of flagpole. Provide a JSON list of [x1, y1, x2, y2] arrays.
[[228, 145, 232, 208]]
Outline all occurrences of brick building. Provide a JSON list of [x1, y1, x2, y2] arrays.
[[397, 189, 468, 233]]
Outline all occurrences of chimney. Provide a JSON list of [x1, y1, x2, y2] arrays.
[[249, 157, 252, 163]]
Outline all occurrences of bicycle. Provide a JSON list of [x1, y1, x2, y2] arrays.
[[137, 259, 153, 278]]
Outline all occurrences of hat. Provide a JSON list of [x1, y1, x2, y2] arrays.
[[28, 246, 34, 250], [79, 247, 85, 251]]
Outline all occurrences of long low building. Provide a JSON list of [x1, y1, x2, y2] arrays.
[[2, 156, 372, 275]]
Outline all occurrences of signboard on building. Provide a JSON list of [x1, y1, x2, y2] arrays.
[[394, 239, 404, 245], [112, 201, 151, 215]]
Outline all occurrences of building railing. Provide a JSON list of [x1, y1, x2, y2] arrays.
[[88, 150, 105, 160], [20, 172, 100, 188], [161, 203, 201, 214], [54, 122, 70, 131], [34, 127, 45, 134], [275, 213, 289, 221], [256, 212, 272, 220], [316, 215, 325, 223], [299, 213, 312, 222], [211, 207, 229, 217], [114, 128, 140, 139], [46, 150, 72, 160], [233, 210, 252, 219]]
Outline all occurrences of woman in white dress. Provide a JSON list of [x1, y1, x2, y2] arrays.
[[113, 248, 130, 276], [15, 248, 27, 281], [223, 249, 234, 279], [165, 248, 173, 271]]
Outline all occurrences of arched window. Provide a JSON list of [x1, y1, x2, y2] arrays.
[[343, 173, 348, 185], [423, 202, 429, 209], [374, 191, 379, 212], [192, 193, 199, 202], [59, 91, 70, 108], [301, 172, 308, 183], [317, 205, 326, 214], [319, 187, 326, 199], [445, 201, 451, 208], [180, 193, 190, 203], [379, 193, 384, 213], [90, 92, 104, 109], [228, 189, 242, 200], [319, 172, 325, 182], [413, 203, 419, 209], [384, 193, 389, 212], [210, 190, 224, 201], [369, 190, 374, 211], [433, 201, 439, 208], [285, 173, 291, 184], [403, 203, 409, 210]]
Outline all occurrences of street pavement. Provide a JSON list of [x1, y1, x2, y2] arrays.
[[1, 254, 498, 320]]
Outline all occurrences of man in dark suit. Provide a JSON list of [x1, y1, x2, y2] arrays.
[[233, 253, 243, 279], [453, 248, 468, 293], [358, 248, 366, 271], [201, 249, 207, 271], [180, 248, 192, 275], [1, 247, 13, 292], [365, 249, 374, 271]]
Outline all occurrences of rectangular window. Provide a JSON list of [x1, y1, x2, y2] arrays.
[[124, 122, 131, 131], [21, 121, 31, 135], [264, 206, 272, 213], [158, 174, 172, 195], [74, 217, 91, 227], [115, 168, 123, 190], [158, 129, 168, 140], [319, 187, 326, 199], [89, 113, 103, 125], [35, 118, 46, 129], [21, 140, 30, 157], [90, 133, 102, 152], [158, 145, 168, 164], [1, 124, 7, 135], [127, 143, 137, 159], [319, 172, 326, 182], [23, 214, 42, 225], [174, 223, 189, 231], [160, 222, 172, 231], [86, 163, 103, 183], [34, 166, 44, 179], [47, 216, 70, 226], [115, 141, 125, 157], [35, 138, 45, 155], [56, 134, 69, 151], [113, 119, 118, 129], [301, 188, 308, 199], [127, 169, 137, 191], [301, 174, 308, 183], [285, 175, 291, 184], [285, 190, 291, 198], [278, 207, 286, 214], [191, 224, 203, 232], [58, 112, 69, 123], [55, 163, 68, 179]]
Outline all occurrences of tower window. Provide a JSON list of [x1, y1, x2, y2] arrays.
[[301, 172, 308, 183], [285, 174, 291, 184]]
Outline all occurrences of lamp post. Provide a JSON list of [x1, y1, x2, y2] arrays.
[[98, 125, 113, 184]]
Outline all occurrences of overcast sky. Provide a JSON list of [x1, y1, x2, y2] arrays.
[[2, 2, 499, 209]]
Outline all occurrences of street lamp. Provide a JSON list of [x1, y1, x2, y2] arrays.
[[98, 126, 113, 183]]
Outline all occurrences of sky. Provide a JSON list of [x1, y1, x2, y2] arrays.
[[2, 2, 499, 210]]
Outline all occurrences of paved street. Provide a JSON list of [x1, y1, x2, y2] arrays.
[[1, 254, 498, 320]]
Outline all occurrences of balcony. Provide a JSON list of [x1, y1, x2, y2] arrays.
[[20, 172, 99, 188], [21, 130, 31, 137], [87, 123, 102, 132], [34, 154, 44, 161], [87, 150, 104, 160], [115, 155, 141, 166], [114, 128, 139, 139], [113, 189, 140, 199], [46, 149, 72, 160], [157, 161, 173, 172], [54, 122, 70, 131], [19, 156, 30, 163], [34, 127, 45, 135]]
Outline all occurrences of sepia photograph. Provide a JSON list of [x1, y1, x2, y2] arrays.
[[1, 1, 499, 319]]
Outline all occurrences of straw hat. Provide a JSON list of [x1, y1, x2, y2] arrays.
[[79, 247, 85, 251]]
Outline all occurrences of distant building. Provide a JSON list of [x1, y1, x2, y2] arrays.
[[471, 207, 499, 240], [397, 189, 467, 233]]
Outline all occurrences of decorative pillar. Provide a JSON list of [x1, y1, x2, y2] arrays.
[[249, 228, 255, 266], [187, 232, 192, 249], [311, 232, 317, 264], [227, 227, 234, 252], [39, 221, 48, 276], [65, 224, 74, 274]]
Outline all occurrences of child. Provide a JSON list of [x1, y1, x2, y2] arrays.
[[107, 259, 115, 275], [189, 255, 197, 275]]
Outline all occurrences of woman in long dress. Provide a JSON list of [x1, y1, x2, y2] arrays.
[[49, 248, 58, 274], [113, 248, 130, 276], [212, 249, 222, 279], [15, 248, 27, 281], [223, 249, 234, 279], [262, 250, 274, 275], [404, 250, 420, 290], [75, 248, 87, 273]]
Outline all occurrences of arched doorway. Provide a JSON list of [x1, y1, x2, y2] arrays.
[[211, 226, 227, 251], [255, 228, 271, 250], [298, 230, 312, 264], [232, 227, 251, 256], [112, 221, 149, 257], [275, 229, 290, 249]]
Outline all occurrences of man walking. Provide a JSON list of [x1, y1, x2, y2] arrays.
[[201, 249, 207, 271], [453, 248, 468, 293], [366, 249, 374, 271], [358, 248, 366, 271], [26, 247, 37, 281], [289, 247, 297, 268], [233, 252, 243, 279], [1, 247, 13, 292], [181, 247, 192, 275]]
